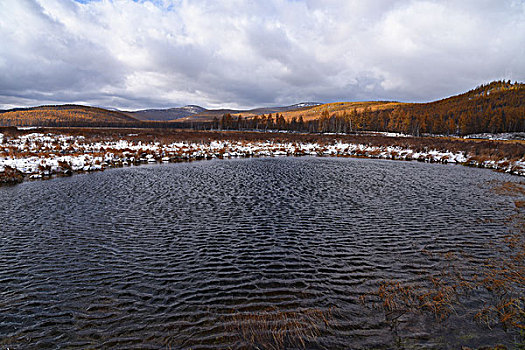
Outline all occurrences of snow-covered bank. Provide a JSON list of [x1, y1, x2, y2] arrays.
[[463, 132, 525, 141], [1, 132, 524, 184]]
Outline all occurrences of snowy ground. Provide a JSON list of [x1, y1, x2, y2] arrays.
[[463, 132, 525, 141], [1, 132, 524, 183]]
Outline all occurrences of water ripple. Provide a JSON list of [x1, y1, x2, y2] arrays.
[[0, 157, 519, 349]]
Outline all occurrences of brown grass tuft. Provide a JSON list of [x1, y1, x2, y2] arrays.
[[222, 307, 333, 349]]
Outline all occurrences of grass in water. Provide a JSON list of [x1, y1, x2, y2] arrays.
[[223, 307, 334, 350], [361, 181, 525, 348]]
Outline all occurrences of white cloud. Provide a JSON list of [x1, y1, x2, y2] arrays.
[[0, 0, 523, 110]]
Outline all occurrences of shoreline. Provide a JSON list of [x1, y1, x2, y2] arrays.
[[1, 129, 524, 184]]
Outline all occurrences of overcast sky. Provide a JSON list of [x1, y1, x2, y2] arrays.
[[0, 0, 524, 110]]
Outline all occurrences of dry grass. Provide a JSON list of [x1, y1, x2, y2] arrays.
[[2, 128, 524, 184], [363, 181, 525, 345], [0, 166, 24, 184], [489, 181, 525, 196], [2, 127, 523, 162], [222, 307, 333, 350]]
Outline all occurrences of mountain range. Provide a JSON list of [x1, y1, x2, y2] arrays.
[[0, 81, 522, 136], [126, 102, 322, 122]]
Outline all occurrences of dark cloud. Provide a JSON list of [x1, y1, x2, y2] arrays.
[[0, 0, 523, 110]]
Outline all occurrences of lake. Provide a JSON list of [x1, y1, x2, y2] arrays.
[[0, 157, 521, 349]]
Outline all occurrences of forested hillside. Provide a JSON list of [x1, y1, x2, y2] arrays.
[[215, 81, 524, 135], [0, 105, 139, 126], [385, 80, 524, 135]]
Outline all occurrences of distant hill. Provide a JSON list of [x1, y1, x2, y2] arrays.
[[126, 103, 322, 122], [0, 102, 324, 127], [0, 82, 522, 136], [175, 101, 406, 123], [247, 102, 322, 115], [175, 102, 322, 122], [0, 105, 139, 127], [278, 101, 404, 122], [129, 105, 206, 121]]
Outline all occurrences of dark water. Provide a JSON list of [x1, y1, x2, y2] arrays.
[[0, 157, 520, 349]]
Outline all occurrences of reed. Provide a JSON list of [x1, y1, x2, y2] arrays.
[[364, 181, 525, 345], [222, 307, 333, 349]]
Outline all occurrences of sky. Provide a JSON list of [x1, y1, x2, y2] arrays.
[[0, 0, 524, 110]]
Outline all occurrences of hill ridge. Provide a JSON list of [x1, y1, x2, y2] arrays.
[[0, 81, 523, 136]]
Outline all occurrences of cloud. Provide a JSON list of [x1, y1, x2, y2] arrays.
[[0, 0, 524, 110]]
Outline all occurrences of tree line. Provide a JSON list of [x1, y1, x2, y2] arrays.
[[212, 113, 309, 132]]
